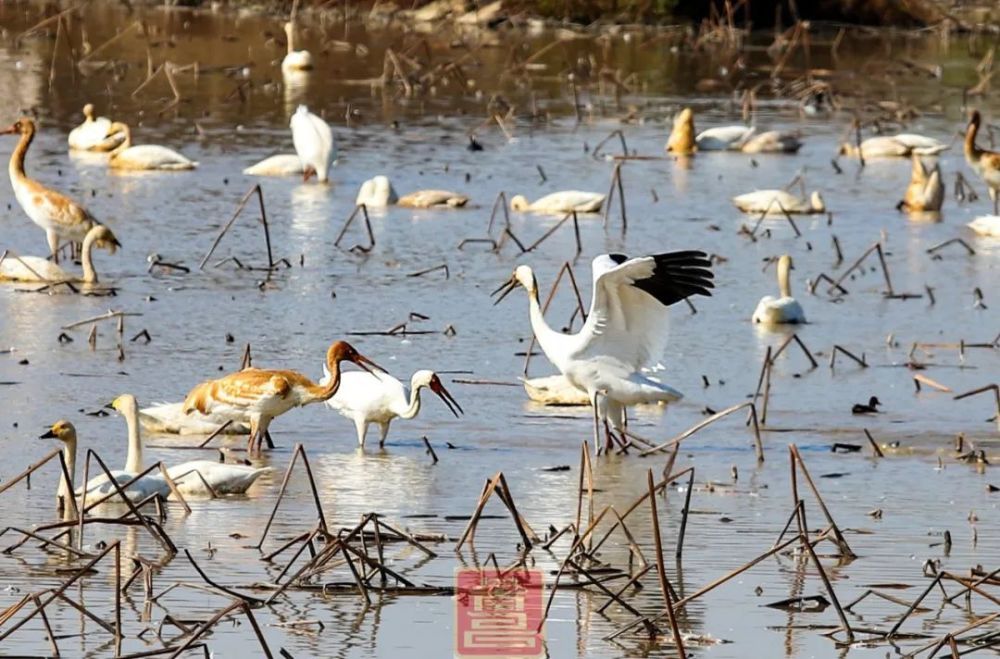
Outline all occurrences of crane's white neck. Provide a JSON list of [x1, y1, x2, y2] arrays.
[[122, 404, 143, 474], [398, 377, 426, 420], [777, 258, 792, 299], [525, 286, 570, 371]]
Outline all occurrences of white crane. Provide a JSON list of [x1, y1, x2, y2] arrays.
[[323, 369, 463, 447], [493, 251, 714, 448]]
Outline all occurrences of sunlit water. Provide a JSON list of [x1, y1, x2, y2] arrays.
[[0, 4, 998, 657]]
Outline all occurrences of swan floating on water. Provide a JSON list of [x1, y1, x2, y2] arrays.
[[139, 401, 251, 435], [281, 21, 313, 73], [752, 254, 805, 325], [1, 224, 119, 284], [899, 156, 943, 213], [243, 153, 303, 177], [839, 134, 947, 158], [115, 394, 269, 496], [68, 104, 127, 152], [108, 123, 197, 171], [968, 215, 1000, 237], [510, 191, 605, 214], [733, 189, 825, 215], [355, 176, 468, 209], [665, 107, 696, 154], [356, 176, 399, 207], [696, 126, 802, 153]]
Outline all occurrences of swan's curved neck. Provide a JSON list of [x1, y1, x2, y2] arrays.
[[123, 405, 143, 473], [58, 437, 77, 506], [777, 260, 792, 298], [8, 129, 32, 184], [109, 124, 131, 157], [525, 282, 569, 369], [81, 228, 100, 284]]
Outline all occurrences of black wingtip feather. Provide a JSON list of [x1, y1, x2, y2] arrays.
[[632, 250, 715, 307]]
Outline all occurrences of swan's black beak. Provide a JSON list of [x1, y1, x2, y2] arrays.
[[430, 376, 463, 418], [40, 428, 58, 439], [491, 276, 518, 305]]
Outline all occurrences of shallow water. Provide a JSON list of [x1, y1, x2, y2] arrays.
[[0, 4, 999, 658]]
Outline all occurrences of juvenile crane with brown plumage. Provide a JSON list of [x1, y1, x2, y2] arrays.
[[183, 341, 384, 454]]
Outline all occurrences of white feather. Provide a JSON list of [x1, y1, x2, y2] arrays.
[[290, 105, 335, 183]]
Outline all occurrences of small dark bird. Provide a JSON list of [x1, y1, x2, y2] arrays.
[[852, 396, 882, 414], [467, 135, 483, 152]]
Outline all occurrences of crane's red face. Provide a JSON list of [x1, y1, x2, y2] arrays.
[[429, 374, 463, 418]]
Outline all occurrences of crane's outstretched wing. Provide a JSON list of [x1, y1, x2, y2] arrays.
[[577, 251, 714, 370]]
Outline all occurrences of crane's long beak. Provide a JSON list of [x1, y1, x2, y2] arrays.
[[0, 125, 17, 135], [352, 353, 387, 378], [430, 380, 463, 417], [491, 276, 518, 305]]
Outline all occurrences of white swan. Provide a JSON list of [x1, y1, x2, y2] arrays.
[[356, 175, 398, 207], [116, 394, 269, 496], [291, 105, 334, 183], [523, 374, 603, 406], [665, 107, 695, 154], [522, 371, 682, 406], [243, 153, 303, 177], [733, 189, 825, 214], [68, 104, 126, 152], [281, 22, 313, 73], [752, 254, 805, 325], [741, 130, 803, 154], [696, 125, 755, 151], [139, 402, 250, 435], [510, 191, 605, 214], [399, 189, 469, 208], [696, 126, 802, 153], [839, 134, 947, 158], [164, 458, 270, 496], [108, 123, 197, 171], [41, 400, 172, 507], [1, 224, 119, 283], [899, 156, 943, 212], [968, 216, 1000, 237]]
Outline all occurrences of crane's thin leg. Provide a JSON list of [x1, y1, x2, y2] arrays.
[[47, 230, 60, 264], [602, 418, 615, 454], [590, 391, 602, 457], [354, 417, 368, 447], [247, 418, 259, 455], [993, 188, 998, 214]]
